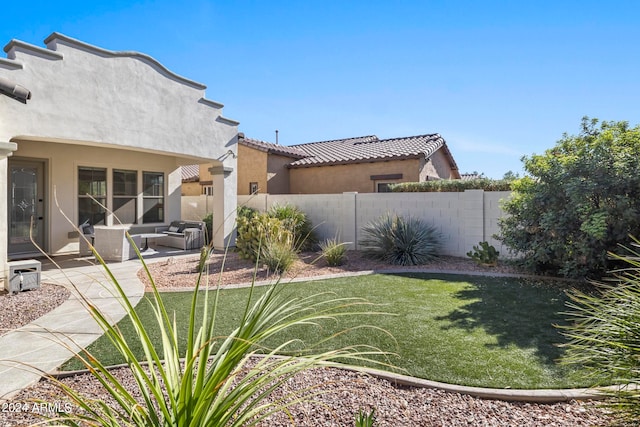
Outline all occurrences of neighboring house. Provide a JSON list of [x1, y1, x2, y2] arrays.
[[236, 136, 307, 195], [234, 133, 460, 194], [181, 165, 201, 196], [461, 172, 483, 180], [0, 33, 239, 279]]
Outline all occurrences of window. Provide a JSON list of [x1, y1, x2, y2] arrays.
[[377, 183, 393, 193], [78, 167, 107, 226], [202, 185, 214, 196], [113, 169, 137, 224], [249, 182, 259, 194], [143, 171, 164, 223]]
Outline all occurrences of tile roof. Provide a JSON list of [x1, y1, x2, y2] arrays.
[[288, 134, 448, 167], [239, 137, 307, 159], [181, 164, 200, 182], [461, 173, 482, 181]]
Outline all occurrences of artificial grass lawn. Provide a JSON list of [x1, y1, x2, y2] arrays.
[[64, 273, 585, 389]]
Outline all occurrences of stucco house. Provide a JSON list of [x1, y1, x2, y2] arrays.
[[233, 133, 460, 195], [181, 165, 202, 196], [0, 33, 239, 283], [236, 136, 308, 195]]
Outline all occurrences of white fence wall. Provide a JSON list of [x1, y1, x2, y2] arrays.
[[181, 195, 214, 222], [237, 190, 512, 258]]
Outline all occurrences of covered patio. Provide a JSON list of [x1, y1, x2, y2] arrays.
[[0, 32, 239, 287]]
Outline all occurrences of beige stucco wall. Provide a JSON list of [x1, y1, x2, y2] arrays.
[[0, 32, 239, 264], [181, 181, 201, 196], [426, 150, 458, 180], [289, 158, 422, 194], [237, 144, 268, 195], [266, 153, 294, 194]]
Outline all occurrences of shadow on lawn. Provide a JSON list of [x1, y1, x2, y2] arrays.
[[401, 272, 574, 364]]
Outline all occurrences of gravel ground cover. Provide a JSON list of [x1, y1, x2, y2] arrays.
[[0, 362, 612, 427], [0, 284, 70, 337], [138, 250, 531, 292], [0, 252, 615, 426]]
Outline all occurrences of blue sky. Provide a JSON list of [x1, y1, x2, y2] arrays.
[[3, 1, 639, 178]]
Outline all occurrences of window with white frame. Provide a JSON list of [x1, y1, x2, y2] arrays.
[[202, 185, 214, 196], [143, 171, 164, 223], [78, 167, 106, 226], [113, 169, 138, 224]]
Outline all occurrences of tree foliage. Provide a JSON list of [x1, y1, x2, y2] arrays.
[[498, 117, 640, 279]]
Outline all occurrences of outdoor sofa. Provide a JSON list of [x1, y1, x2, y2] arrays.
[[155, 220, 206, 250]]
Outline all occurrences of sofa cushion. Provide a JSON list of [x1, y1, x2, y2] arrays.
[[163, 231, 184, 237]]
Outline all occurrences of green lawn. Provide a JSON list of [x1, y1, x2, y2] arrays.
[[64, 273, 586, 389]]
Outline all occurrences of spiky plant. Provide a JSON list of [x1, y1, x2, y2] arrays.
[[560, 238, 640, 424], [355, 408, 376, 427], [360, 213, 441, 266], [319, 238, 349, 267], [260, 229, 298, 274]]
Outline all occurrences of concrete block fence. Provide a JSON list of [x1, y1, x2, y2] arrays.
[[236, 190, 513, 258]]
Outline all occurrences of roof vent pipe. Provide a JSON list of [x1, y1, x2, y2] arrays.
[[0, 77, 31, 103], [275, 129, 279, 145]]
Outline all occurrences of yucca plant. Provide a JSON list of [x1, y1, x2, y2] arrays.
[[560, 238, 640, 424], [360, 213, 441, 266], [45, 205, 393, 426], [319, 237, 349, 267]]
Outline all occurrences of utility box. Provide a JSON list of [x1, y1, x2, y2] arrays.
[[5, 260, 41, 295]]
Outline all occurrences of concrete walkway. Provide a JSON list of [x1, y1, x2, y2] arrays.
[[0, 254, 154, 400], [0, 252, 605, 403]]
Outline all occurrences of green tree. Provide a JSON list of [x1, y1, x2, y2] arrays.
[[502, 170, 520, 182], [498, 117, 640, 279]]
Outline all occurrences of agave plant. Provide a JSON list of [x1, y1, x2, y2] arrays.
[[360, 213, 441, 266], [45, 232, 391, 426]]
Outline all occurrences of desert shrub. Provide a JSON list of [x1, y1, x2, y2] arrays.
[[268, 203, 318, 251], [260, 230, 297, 274], [360, 213, 441, 266], [560, 240, 640, 423], [498, 117, 640, 279], [466, 241, 500, 266], [390, 179, 512, 193], [319, 238, 348, 266], [238, 205, 258, 220], [236, 212, 287, 261]]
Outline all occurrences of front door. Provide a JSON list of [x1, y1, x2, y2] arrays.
[[8, 159, 45, 257]]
